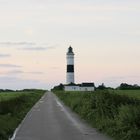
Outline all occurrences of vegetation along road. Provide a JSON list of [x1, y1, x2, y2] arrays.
[[14, 92, 111, 140], [0, 89, 45, 140]]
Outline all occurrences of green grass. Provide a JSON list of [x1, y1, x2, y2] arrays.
[[54, 90, 140, 140], [0, 92, 23, 101], [0, 90, 46, 140], [110, 89, 140, 99]]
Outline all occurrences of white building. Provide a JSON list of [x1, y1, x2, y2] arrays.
[[64, 83, 95, 91]]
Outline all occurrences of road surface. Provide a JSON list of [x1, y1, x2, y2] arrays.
[[14, 92, 111, 140]]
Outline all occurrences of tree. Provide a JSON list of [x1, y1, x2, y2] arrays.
[[119, 83, 140, 90], [52, 83, 64, 91], [97, 83, 106, 90]]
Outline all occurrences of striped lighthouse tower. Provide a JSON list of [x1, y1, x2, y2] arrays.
[[66, 46, 75, 84]]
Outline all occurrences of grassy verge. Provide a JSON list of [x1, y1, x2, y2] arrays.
[[54, 90, 140, 140], [109, 89, 140, 99], [0, 89, 45, 140]]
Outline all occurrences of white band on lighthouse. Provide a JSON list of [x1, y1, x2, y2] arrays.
[[67, 73, 75, 84], [67, 55, 74, 65]]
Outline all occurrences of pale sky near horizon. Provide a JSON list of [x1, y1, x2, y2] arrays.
[[0, 0, 140, 89]]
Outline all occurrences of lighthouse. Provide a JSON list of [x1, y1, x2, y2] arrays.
[[66, 46, 75, 84], [64, 46, 95, 91]]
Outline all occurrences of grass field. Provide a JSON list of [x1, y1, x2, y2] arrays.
[[0, 90, 44, 101], [110, 89, 140, 99], [0, 89, 46, 140], [0, 92, 25, 101]]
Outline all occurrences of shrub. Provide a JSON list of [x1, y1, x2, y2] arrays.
[[114, 105, 140, 140]]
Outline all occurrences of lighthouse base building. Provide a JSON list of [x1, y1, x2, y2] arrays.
[[64, 46, 95, 92], [64, 83, 95, 91]]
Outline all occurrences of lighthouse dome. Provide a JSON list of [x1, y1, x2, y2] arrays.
[[67, 46, 74, 55]]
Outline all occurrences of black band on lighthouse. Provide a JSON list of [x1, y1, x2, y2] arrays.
[[67, 65, 74, 72]]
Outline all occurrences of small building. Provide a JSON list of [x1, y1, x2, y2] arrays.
[[64, 83, 95, 91]]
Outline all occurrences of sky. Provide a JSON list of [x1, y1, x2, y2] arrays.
[[0, 0, 140, 89]]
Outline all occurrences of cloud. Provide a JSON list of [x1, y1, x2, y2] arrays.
[[21, 45, 57, 51], [0, 42, 35, 46], [107, 75, 140, 81], [66, 4, 140, 12], [0, 41, 58, 51], [21, 47, 49, 51], [0, 54, 11, 58], [0, 64, 21, 68], [50, 67, 59, 70], [6, 70, 23, 74], [0, 76, 47, 90], [4, 70, 44, 75], [26, 71, 44, 74]]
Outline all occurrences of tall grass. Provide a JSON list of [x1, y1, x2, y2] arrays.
[[0, 90, 45, 140], [110, 89, 140, 99], [54, 90, 140, 140]]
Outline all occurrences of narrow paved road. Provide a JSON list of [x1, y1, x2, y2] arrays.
[[14, 92, 111, 140]]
